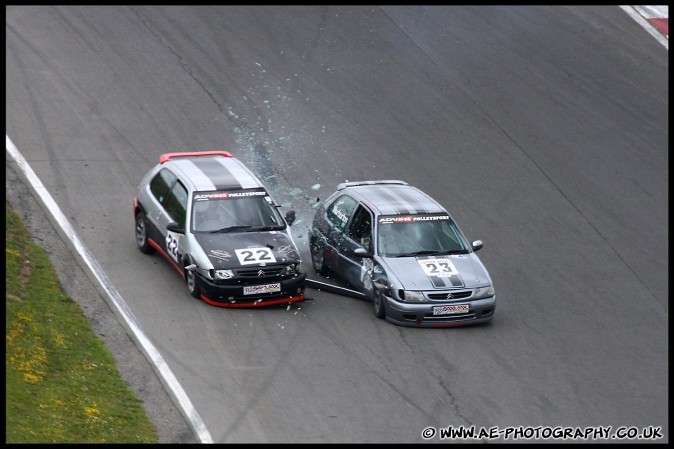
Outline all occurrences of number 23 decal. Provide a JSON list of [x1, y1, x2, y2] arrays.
[[235, 247, 277, 265], [418, 258, 457, 278]]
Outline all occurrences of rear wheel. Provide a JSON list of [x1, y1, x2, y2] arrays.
[[373, 286, 386, 319], [310, 236, 330, 276], [135, 211, 156, 254], [185, 264, 201, 299]]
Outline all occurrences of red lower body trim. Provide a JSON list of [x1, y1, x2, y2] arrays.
[[426, 321, 470, 328], [148, 238, 185, 279], [200, 294, 306, 308]]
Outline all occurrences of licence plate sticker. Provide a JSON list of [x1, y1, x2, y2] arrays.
[[433, 304, 469, 315], [243, 283, 281, 295]]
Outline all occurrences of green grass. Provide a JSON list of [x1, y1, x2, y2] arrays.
[[5, 202, 158, 443]]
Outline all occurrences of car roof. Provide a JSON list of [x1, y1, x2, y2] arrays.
[[338, 180, 447, 216], [161, 153, 264, 192]]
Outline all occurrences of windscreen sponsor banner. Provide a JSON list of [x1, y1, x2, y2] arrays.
[[378, 214, 451, 224], [416, 256, 465, 288], [194, 188, 268, 201]]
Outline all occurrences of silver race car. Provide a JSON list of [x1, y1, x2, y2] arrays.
[[310, 180, 495, 327]]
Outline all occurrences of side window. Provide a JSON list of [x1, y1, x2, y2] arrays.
[[150, 168, 178, 204], [327, 194, 358, 232], [347, 205, 373, 251], [164, 181, 188, 228]]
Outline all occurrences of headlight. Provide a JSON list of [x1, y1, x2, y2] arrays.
[[283, 262, 302, 275], [473, 285, 495, 299], [214, 269, 234, 280], [400, 290, 425, 302]]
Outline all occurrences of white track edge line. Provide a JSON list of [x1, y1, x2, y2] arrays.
[[6, 134, 214, 444]]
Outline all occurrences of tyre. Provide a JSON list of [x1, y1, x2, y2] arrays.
[[373, 286, 386, 319], [310, 236, 330, 276], [135, 211, 156, 254], [185, 264, 201, 299]]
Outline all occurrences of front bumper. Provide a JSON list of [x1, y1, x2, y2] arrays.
[[383, 295, 496, 328], [198, 273, 307, 308]]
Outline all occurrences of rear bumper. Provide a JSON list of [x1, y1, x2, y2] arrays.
[[383, 295, 496, 328], [198, 273, 307, 308]]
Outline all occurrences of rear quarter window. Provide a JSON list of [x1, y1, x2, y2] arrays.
[[150, 168, 178, 203], [327, 194, 358, 232], [164, 181, 188, 227]]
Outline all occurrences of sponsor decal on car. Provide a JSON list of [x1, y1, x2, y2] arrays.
[[243, 283, 281, 295], [194, 189, 268, 201], [433, 304, 469, 315], [209, 249, 232, 262], [378, 214, 451, 224], [277, 244, 295, 256]]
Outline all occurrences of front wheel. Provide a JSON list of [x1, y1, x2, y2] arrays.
[[373, 286, 386, 319], [185, 265, 201, 299], [135, 211, 156, 254], [310, 236, 330, 276]]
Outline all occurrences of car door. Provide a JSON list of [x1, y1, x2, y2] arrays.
[[144, 167, 178, 248], [339, 204, 374, 291], [323, 194, 358, 273], [160, 180, 189, 268]]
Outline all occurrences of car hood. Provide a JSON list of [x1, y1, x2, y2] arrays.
[[379, 253, 491, 290], [193, 230, 300, 270]]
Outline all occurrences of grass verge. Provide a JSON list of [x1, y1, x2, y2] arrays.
[[5, 202, 158, 443]]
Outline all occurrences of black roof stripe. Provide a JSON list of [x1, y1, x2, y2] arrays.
[[394, 187, 431, 214], [370, 186, 412, 215], [191, 157, 242, 190]]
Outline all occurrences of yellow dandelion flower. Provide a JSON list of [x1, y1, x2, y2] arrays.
[[53, 331, 65, 347], [5, 248, 22, 257], [23, 372, 42, 384], [6, 322, 25, 342]]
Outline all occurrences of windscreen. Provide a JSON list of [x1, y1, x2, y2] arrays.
[[377, 214, 470, 257], [192, 189, 285, 233]]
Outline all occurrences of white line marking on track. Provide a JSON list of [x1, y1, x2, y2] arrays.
[[6, 134, 214, 444]]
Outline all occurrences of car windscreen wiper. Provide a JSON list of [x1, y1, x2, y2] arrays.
[[210, 225, 253, 233], [244, 225, 285, 232], [395, 250, 443, 257], [395, 249, 469, 257]]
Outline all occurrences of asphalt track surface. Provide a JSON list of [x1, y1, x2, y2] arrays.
[[6, 6, 668, 444]]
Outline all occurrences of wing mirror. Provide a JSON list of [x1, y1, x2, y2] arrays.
[[285, 210, 296, 226], [472, 240, 483, 252], [167, 222, 185, 234], [353, 247, 373, 258]]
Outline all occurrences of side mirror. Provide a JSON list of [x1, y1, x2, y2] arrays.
[[167, 222, 185, 234], [285, 210, 296, 226], [472, 240, 483, 252], [353, 246, 373, 258]]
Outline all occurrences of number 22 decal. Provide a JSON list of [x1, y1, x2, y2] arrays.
[[235, 248, 277, 265], [166, 231, 180, 264], [418, 258, 457, 278]]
